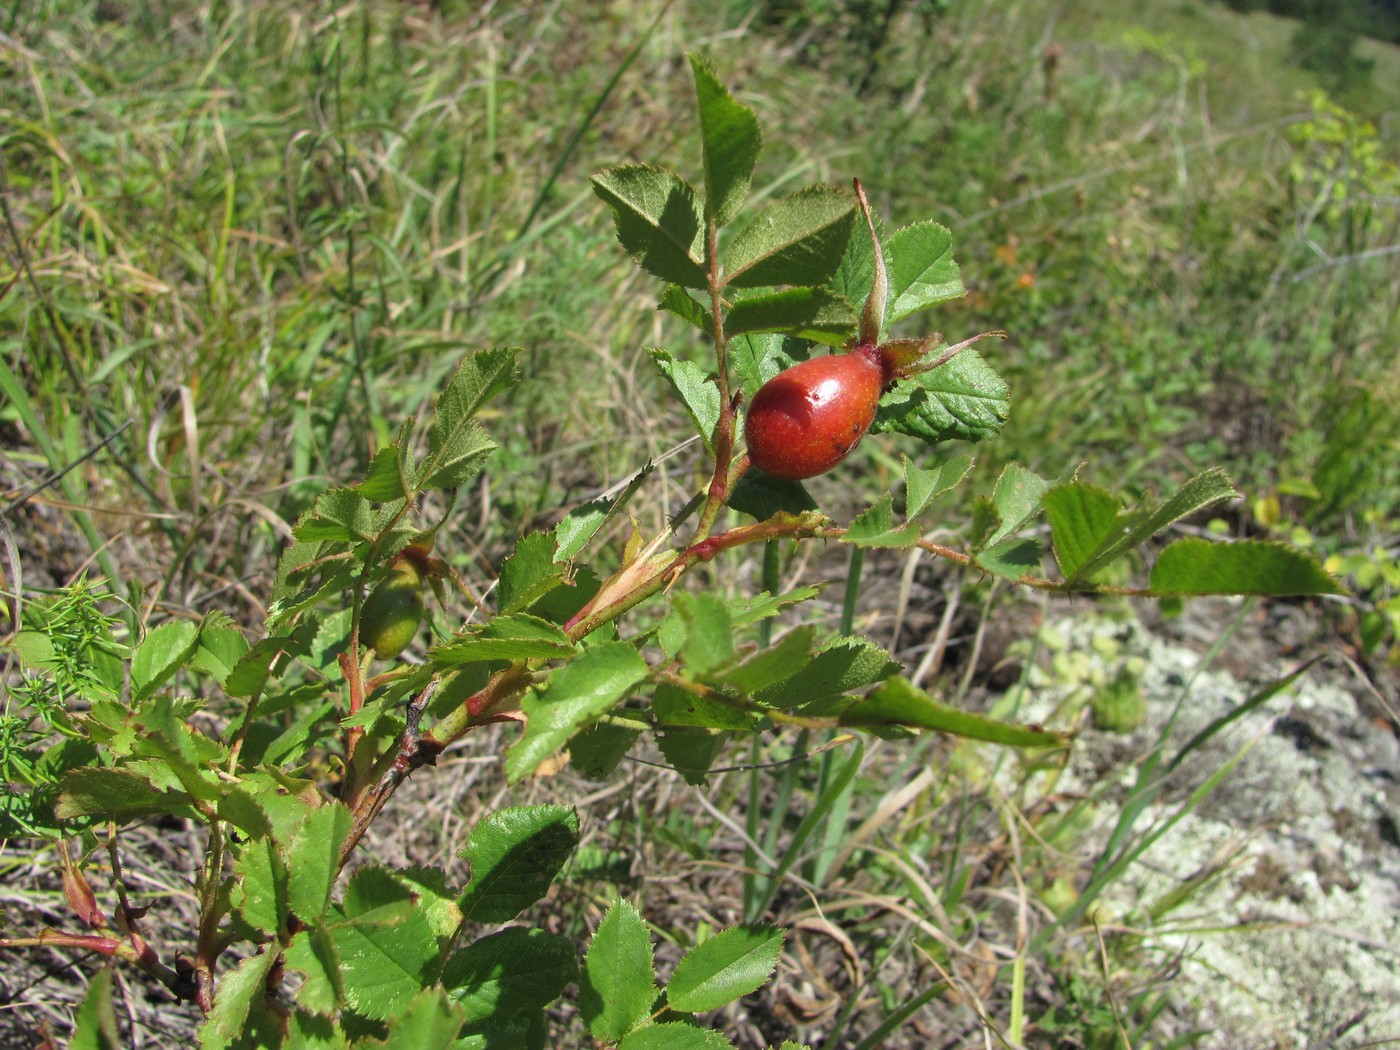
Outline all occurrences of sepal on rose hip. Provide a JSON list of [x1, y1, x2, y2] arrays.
[[874, 330, 1007, 384]]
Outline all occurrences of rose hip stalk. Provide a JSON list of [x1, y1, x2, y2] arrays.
[[744, 179, 1001, 480]]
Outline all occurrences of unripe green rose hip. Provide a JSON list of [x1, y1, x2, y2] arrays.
[[360, 558, 425, 660]]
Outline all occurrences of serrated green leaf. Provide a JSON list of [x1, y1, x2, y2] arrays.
[[874, 349, 1009, 446], [339, 865, 417, 924], [969, 492, 1001, 545], [669, 593, 735, 676], [730, 331, 801, 395], [886, 222, 964, 321], [287, 1009, 349, 1049], [724, 185, 855, 289], [725, 287, 857, 343], [842, 494, 923, 548], [1044, 483, 1122, 581], [1129, 467, 1239, 535], [903, 452, 973, 519], [422, 417, 496, 493], [454, 1011, 547, 1050], [727, 587, 823, 628], [569, 719, 645, 777], [253, 695, 337, 767], [366, 987, 467, 1050], [54, 766, 177, 821], [235, 836, 288, 934], [125, 699, 225, 803], [213, 786, 273, 841], [727, 475, 818, 520], [431, 614, 576, 666], [828, 203, 882, 331], [190, 620, 249, 685], [397, 867, 463, 943], [619, 1024, 736, 1050], [659, 284, 711, 332], [442, 928, 578, 1022], [268, 534, 325, 604], [431, 347, 522, 431], [581, 898, 656, 1042], [198, 946, 280, 1050], [506, 643, 650, 782], [668, 926, 784, 1013], [284, 927, 343, 1015], [592, 165, 707, 287], [656, 725, 729, 785], [355, 441, 415, 502], [975, 538, 1042, 581], [555, 468, 652, 564], [555, 498, 612, 563], [458, 805, 580, 924], [841, 677, 1070, 748], [331, 907, 442, 1021], [69, 967, 121, 1050], [497, 532, 567, 613], [138, 695, 226, 766], [1148, 538, 1347, 596], [650, 349, 722, 451], [293, 488, 402, 544], [654, 681, 755, 731], [131, 620, 200, 701], [690, 55, 762, 227], [714, 626, 817, 695], [987, 462, 1050, 546], [754, 638, 898, 710], [267, 560, 357, 634], [1047, 469, 1240, 585], [288, 802, 353, 922], [423, 349, 519, 491]]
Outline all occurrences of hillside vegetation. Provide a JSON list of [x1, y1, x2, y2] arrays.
[[1, 0, 1397, 1046]]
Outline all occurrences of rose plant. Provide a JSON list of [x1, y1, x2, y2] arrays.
[[1, 56, 1344, 1049]]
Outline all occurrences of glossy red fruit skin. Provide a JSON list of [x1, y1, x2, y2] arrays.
[[743, 347, 885, 480]]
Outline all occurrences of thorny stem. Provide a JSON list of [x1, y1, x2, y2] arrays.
[[192, 811, 226, 1013], [695, 217, 736, 544], [339, 507, 1123, 870], [0, 913, 195, 1007], [338, 666, 530, 867], [706, 216, 729, 405], [338, 508, 828, 865], [341, 649, 368, 769], [0, 929, 188, 987]]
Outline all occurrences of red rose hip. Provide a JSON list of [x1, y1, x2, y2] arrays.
[[743, 346, 886, 480]]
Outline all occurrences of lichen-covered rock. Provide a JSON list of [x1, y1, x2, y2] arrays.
[[1020, 605, 1400, 1047]]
